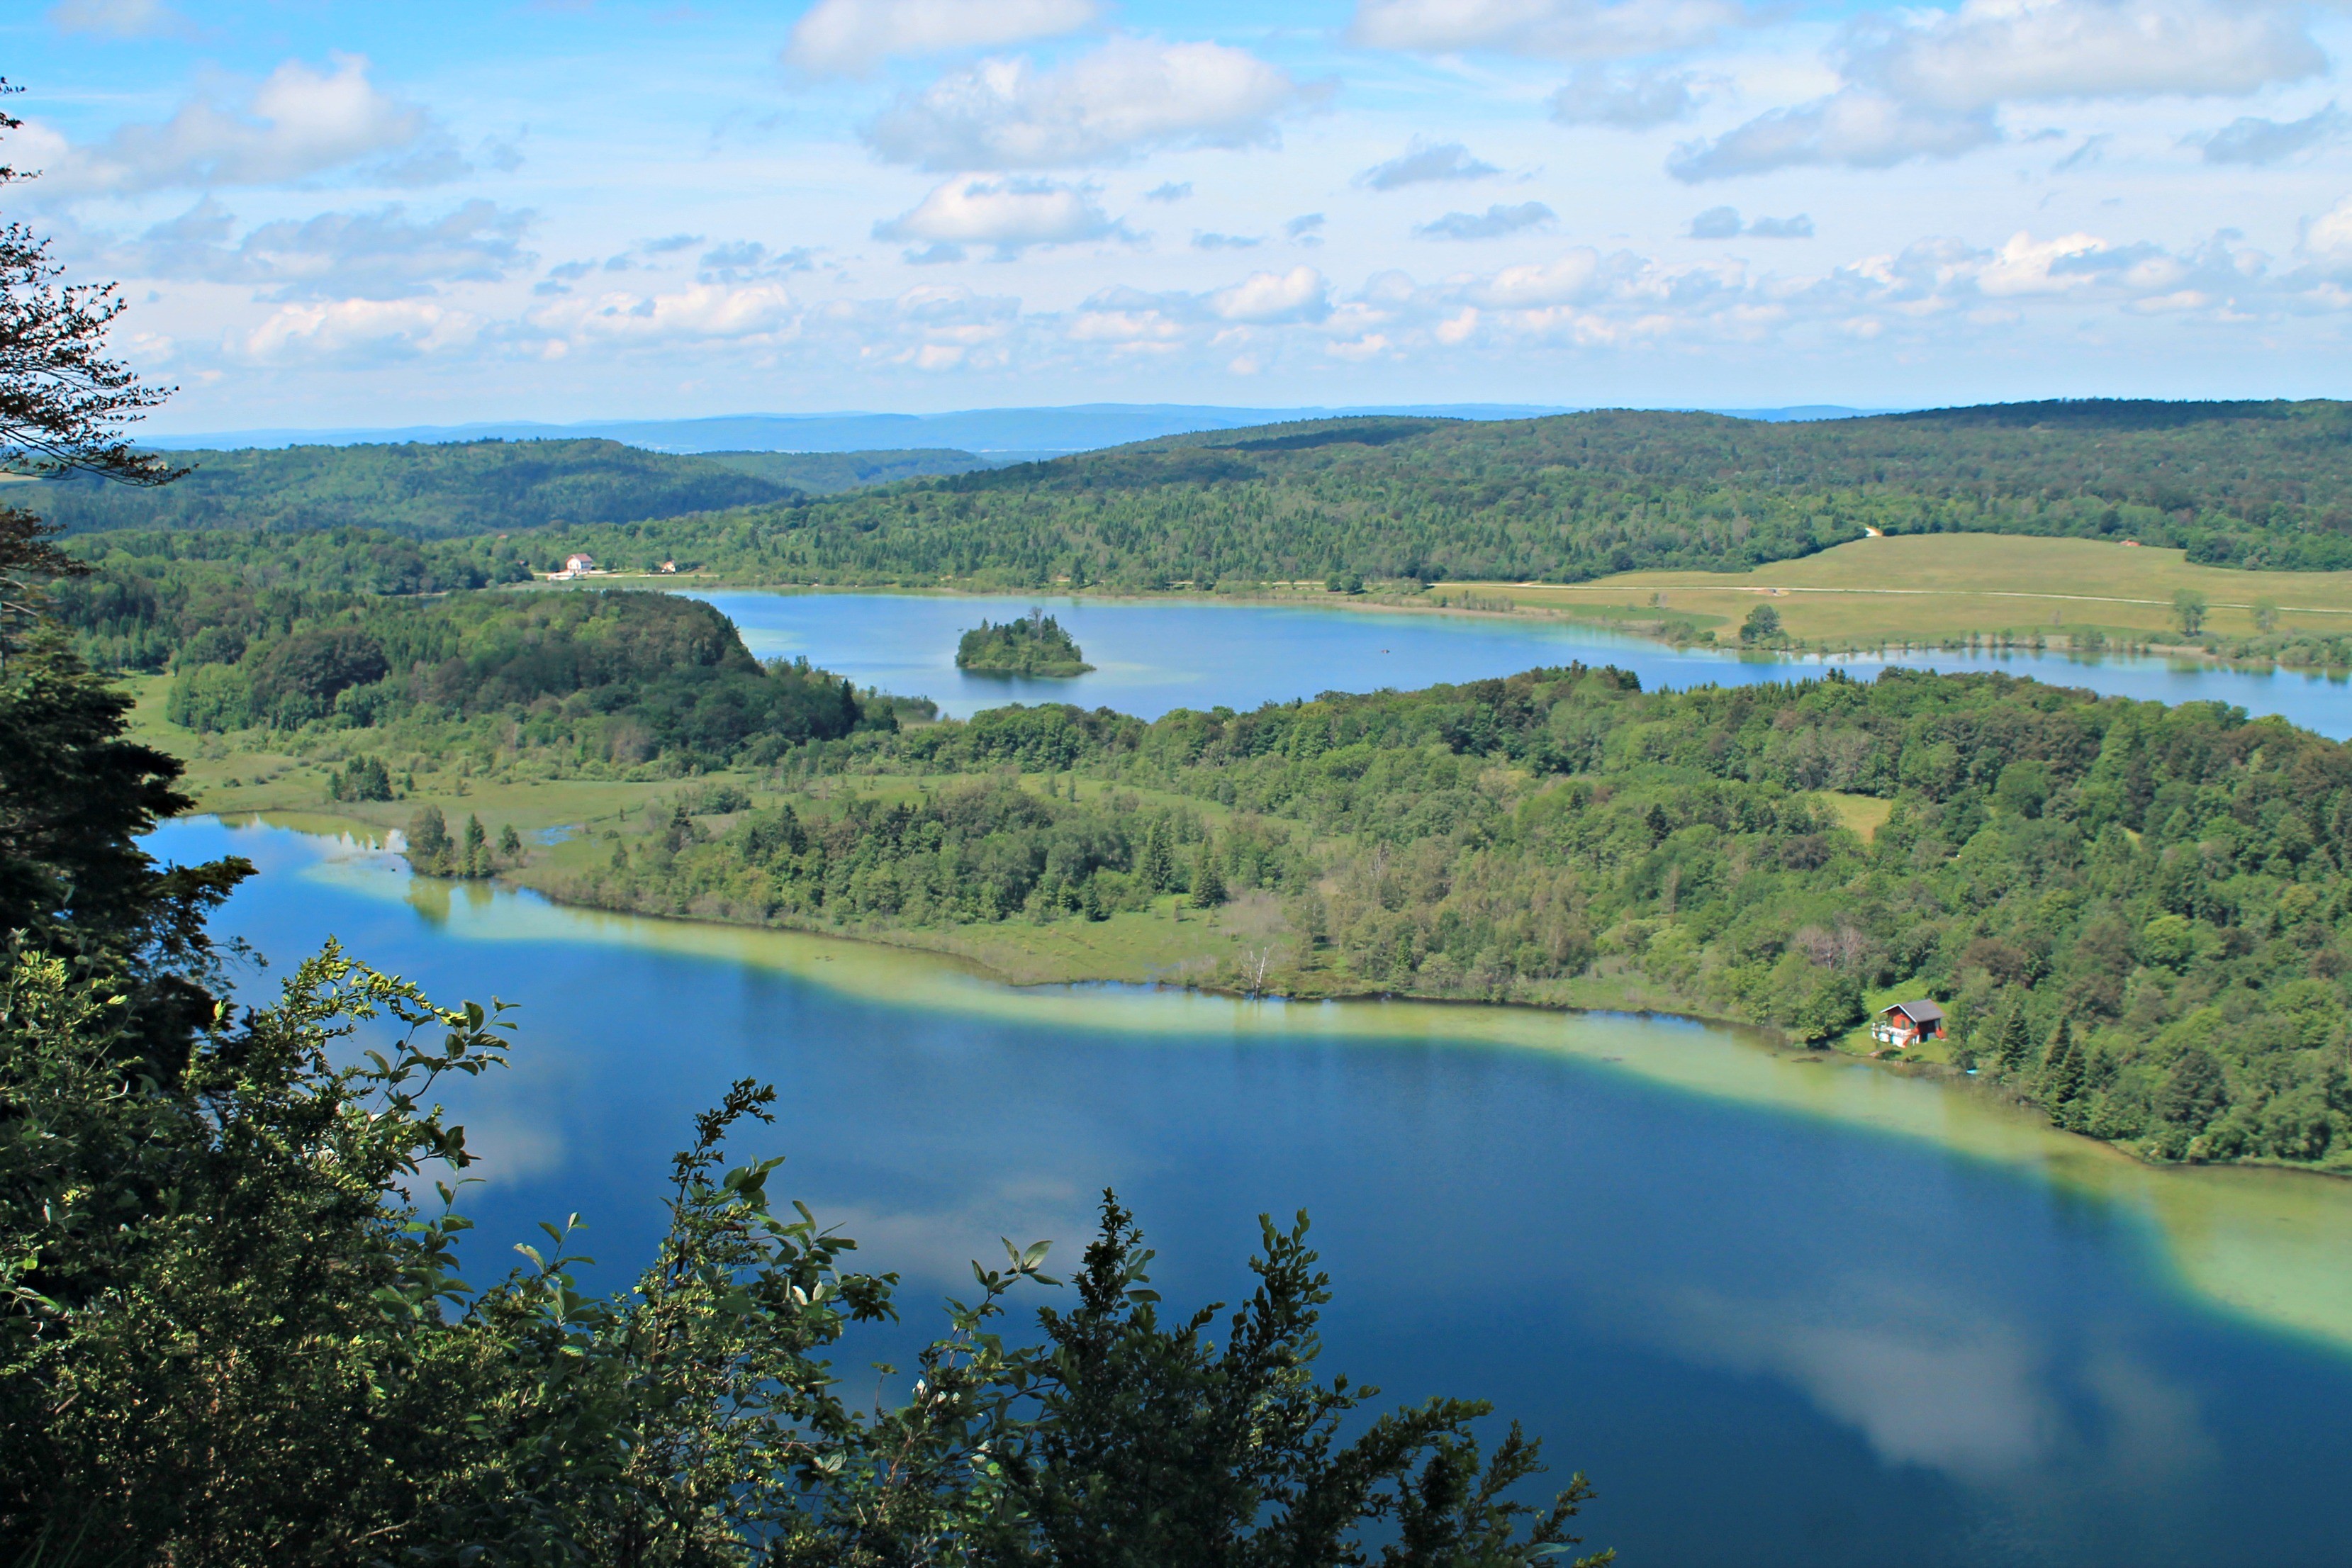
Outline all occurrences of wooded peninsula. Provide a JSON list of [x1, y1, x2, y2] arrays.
[[131, 579, 2352, 1178]]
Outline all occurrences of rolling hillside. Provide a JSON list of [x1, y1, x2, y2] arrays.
[[21, 439, 795, 539], [542, 400, 2352, 588]]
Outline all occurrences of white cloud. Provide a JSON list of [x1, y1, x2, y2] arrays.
[[33, 55, 439, 196], [787, 0, 1098, 76], [1668, 91, 1998, 181], [1689, 206, 1812, 239], [243, 298, 481, 363], [873, 176, 1126, 259], [862, 37, 1320, 169], [529, 283, 799, 347], [2305, 195, 2352, 267], [1844, 0, 2327, 116], [698, 240, 818, 284], [2193, 103, 2347, 165], [1359, 142, 1499, 190], [47, 0, 192, 39], [1209, 265, 1330, 323], [1672, 0, 2331, 181], [1689, 205, 1742, 239], [1349, 0, 1744, 60], [117, 198, 534, 300], [1548, 65, 1708, 128], [1416, 201, 1557, 240]]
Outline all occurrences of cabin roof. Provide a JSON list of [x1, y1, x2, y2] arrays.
[[1883, 999, 1944, 1023]]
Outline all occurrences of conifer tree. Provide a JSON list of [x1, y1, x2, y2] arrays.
[[2039, 1017, 2083, 1108], [1139, 817, 1175, 892], [1191, 839, 1228, 908], [1995, 987, 2034, 1074]]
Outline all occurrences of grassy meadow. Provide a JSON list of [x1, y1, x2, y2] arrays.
[[1455, 534, 2352, 646]]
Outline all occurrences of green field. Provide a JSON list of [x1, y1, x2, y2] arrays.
[[1455, 533, 2352, 647]]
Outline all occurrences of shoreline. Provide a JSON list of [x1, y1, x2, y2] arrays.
[[199, 810, 2352, 1357], [228, 798, 2349, 1196], [586, 538, 2352, 674]]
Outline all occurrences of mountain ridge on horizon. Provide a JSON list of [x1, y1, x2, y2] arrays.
[[138, 402, 1890, 456]]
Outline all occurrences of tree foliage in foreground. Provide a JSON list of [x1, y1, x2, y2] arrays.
[[1, 940, 1604, 1565], [574, 666, 2352, 1171]]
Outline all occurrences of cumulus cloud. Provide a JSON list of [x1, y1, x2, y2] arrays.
[[116, 197, 533, 300], [1349, 0, 1744, 60], [1209, 265, 1330, 323], [1676, 0, 2332, 180], [1144, 181, 1193, 202], [2193, 103, 2347, 165], [786, 0, 1098, 76], [529, 283, 800, 348], [243, 298, 481, 364], [698, 240, 817, 283], [1416, 201, 1557, 240], [1689, 205, 1742, 239], [863, 37, 1321, 169], [1688, 206, 1811, 239], [2304, 195, 2352, 267], [1669, 92, 1998, 181], [1358, 141, 1499, 190], [1844, 0, 2326, 116], [47, 0, 192, 39], [873, 176, 1127, 259], [1548, 65, 1707, 128], [30, 55, 442, 196], [1285, 213, 1326, 242]]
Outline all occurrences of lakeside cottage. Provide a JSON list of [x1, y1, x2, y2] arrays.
[[1871, 1000, 1945, 1048], [549, 552, 600, 581]]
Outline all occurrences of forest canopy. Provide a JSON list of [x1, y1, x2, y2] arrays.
[[569, 664, 2352, 1175], [18, 437, 795, 539], [515, 400, 2352, 590], [163, 588, 891, 771]]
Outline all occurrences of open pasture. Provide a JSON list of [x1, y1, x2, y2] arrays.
[[1460, 533, 2352, 645]]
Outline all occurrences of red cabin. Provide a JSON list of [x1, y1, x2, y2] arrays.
[[1871, 1000, 1945, 1048]]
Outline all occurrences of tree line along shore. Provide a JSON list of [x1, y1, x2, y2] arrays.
[[124, 584, 2352, 1180]]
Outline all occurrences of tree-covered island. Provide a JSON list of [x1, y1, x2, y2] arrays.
[[956, 610, 1093, 675]]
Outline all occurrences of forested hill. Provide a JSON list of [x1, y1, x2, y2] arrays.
[[19, 439, 796, 539], [542, 399, 2352, 586]]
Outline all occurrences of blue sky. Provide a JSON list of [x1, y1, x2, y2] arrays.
[[7, 0, 2352, 430]]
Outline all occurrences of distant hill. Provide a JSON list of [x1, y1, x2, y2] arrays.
[[526, 398, 2352, 585], [130, 403, 1886, 456], [21, 439, 797, 539], [697, 448, 1017, 493]]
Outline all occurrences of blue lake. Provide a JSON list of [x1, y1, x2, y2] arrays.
[[692, 590, 2352, 737], [166, 814, 2352, 1568]]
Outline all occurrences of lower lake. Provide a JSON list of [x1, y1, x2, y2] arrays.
[[167, 814, 2352, 1568], [693, 590, 2352, 737]]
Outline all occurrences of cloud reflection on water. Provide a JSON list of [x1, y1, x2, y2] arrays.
[[1633, 1280, 2214, 1500]]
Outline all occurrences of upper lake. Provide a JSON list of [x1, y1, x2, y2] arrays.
[[169, 812, 2352, 1568], [693, 590, 2352, 737]]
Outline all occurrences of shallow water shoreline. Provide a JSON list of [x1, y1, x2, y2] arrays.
[[224, 815, 2352, 1359]]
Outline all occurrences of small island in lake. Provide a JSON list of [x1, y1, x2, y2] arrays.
[[955, 610, 1094, 676]]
